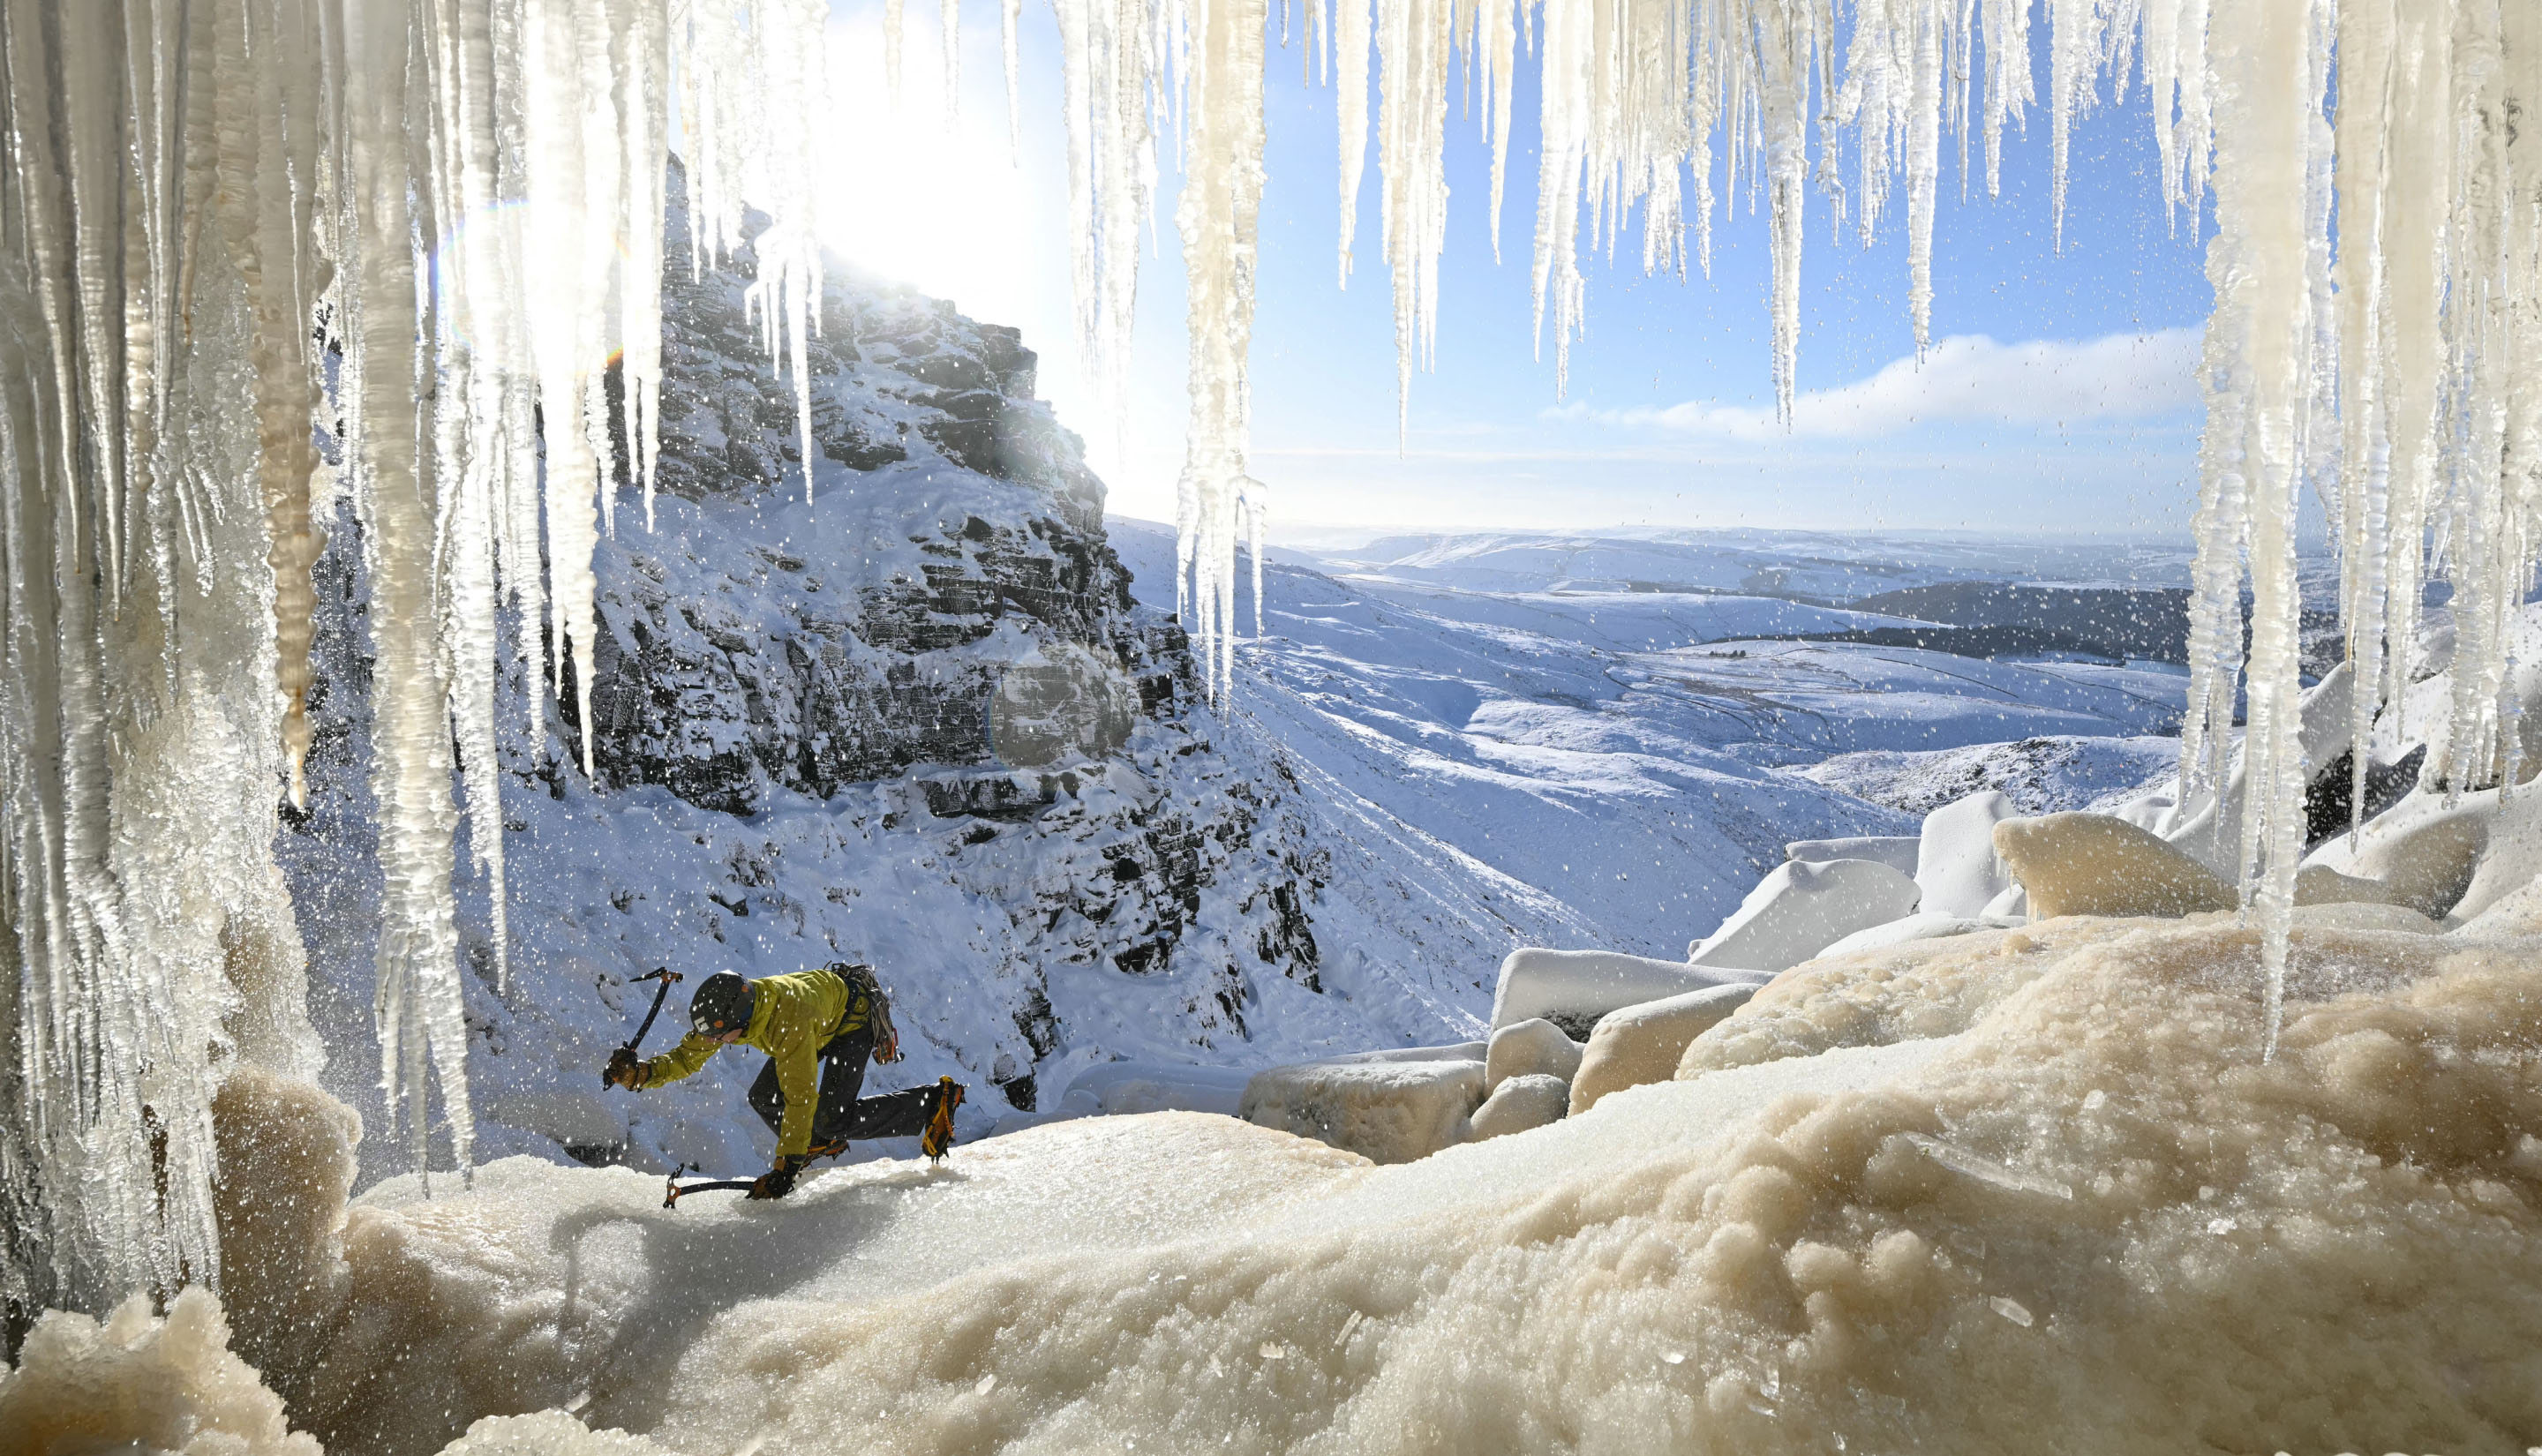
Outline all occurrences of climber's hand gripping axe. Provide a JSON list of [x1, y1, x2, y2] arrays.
[[603, 968, 680, 1089]]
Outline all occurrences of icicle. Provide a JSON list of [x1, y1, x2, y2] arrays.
[[1176, 0, 1267, 700], [1373, 0, 1451, 435], [347, 0, 477, 1184], [1005, 0, 1024, 158], [889, 0, 907, 105], [1051, 0, 1159, 451], [1336, 0, 1371, 286], [2181, 0, 2336, 1060]]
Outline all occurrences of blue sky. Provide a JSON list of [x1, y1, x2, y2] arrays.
[[815, 2, 2215, 536]]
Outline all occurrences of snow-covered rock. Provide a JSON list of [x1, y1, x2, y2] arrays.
[[1689, 858, 1923, 974], [1568, 982, 1759, 1114], [2445, 786, 2542, 924], [1815, 911, 1990, 958], [1483, 1019, 1582, 1093], [1488, 949, 1763, 1038], [2304, 789, 2494, 918], [2294, 863, 2406, 908], [1465, 1074, 1569, 1141], [1237, 1055, 1485, 1164], [1993, 813, 2236, 921], [1913, 791, 2017, 917], [1785, 835, 1922, 874]]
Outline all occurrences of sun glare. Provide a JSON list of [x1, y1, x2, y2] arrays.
[[817, 11, 1066, 355]]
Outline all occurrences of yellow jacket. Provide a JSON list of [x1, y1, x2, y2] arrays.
[[639, 968, 874, 1158]]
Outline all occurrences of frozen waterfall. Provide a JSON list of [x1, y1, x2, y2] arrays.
[[6, 0, 2542, 1323]]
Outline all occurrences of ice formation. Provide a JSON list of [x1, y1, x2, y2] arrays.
[[0, 0, 831, 1316], [14, 0, 2542, 1366]]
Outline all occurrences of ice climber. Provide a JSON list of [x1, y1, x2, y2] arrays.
[[605, 964, 966, 1199]]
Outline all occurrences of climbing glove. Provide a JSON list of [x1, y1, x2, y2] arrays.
[[748, 1157, 806, 1201], [603, 1047, 643, 1090]]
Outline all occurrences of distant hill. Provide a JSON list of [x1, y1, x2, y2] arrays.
[[1846, 582, 2193, 663]]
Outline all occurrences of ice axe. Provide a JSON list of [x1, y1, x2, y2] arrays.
[[621, 967, 681, 1053], [662, 1164, 757, 1208], [603, 969, 681, 1090]]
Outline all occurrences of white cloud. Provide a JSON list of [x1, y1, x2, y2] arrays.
[[1570, 327, 2203, 439]]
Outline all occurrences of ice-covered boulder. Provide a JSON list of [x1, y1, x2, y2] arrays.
[[1688, 858, 1923, 975], [1237, 1054, 1485, 1164], [1993, 813, 2236, 921], [1913, 791, 2016, 916], [1467, 1074, 1570, 1141], [2447, 786, 2542, 924], [1490, 948, 1763, 1038], [1815, 911, 1991, 958], [1055, 1061, 1259, 1119], [2304, 789, 2493, 918], [1785, 835, 1922, 874], [1568, 983, 1759, 1114], [1485, 1018, 1583, 1093], [2293, 863, 2406, 908]]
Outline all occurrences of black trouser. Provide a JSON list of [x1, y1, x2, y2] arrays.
[[748, 1022, 935, 1151]]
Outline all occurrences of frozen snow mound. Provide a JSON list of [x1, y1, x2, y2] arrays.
[[234, 914, 2542, 1454], [1913, 790, 2017, 918], [2304, 786, 2495, 919], [1688, 857, 1923, 975], [0, 1289, 319, 1456], [1785, 835, 1921, 874], [1237, 1053, 1486, 1164], [1992, 813, 2236, 920], [1483, 1018, 1583, 1092], [1489, 948, 1765, 1038], [1466, 1073, 1569, 1141], [1568, 982, 1758, 1114]]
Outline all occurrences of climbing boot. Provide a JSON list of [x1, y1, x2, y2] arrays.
[[805, 1135, 849, 1160], [921, 1077, 965, 1162]]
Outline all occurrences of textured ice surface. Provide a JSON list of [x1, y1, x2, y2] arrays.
[[1237, 1055, 1485, 1164], [114, 910, 2542, 1455], [1490, 949, 1764, 1036]]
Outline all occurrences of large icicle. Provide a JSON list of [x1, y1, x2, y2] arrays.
[[2181, 0, 2334, 1058], [1053, 0, 1162, 451], [347, 0, 478, 1183], [1175, 0, 1267, 698]]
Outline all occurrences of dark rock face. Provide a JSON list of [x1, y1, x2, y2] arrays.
[[576, 196, 1147, 814]]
